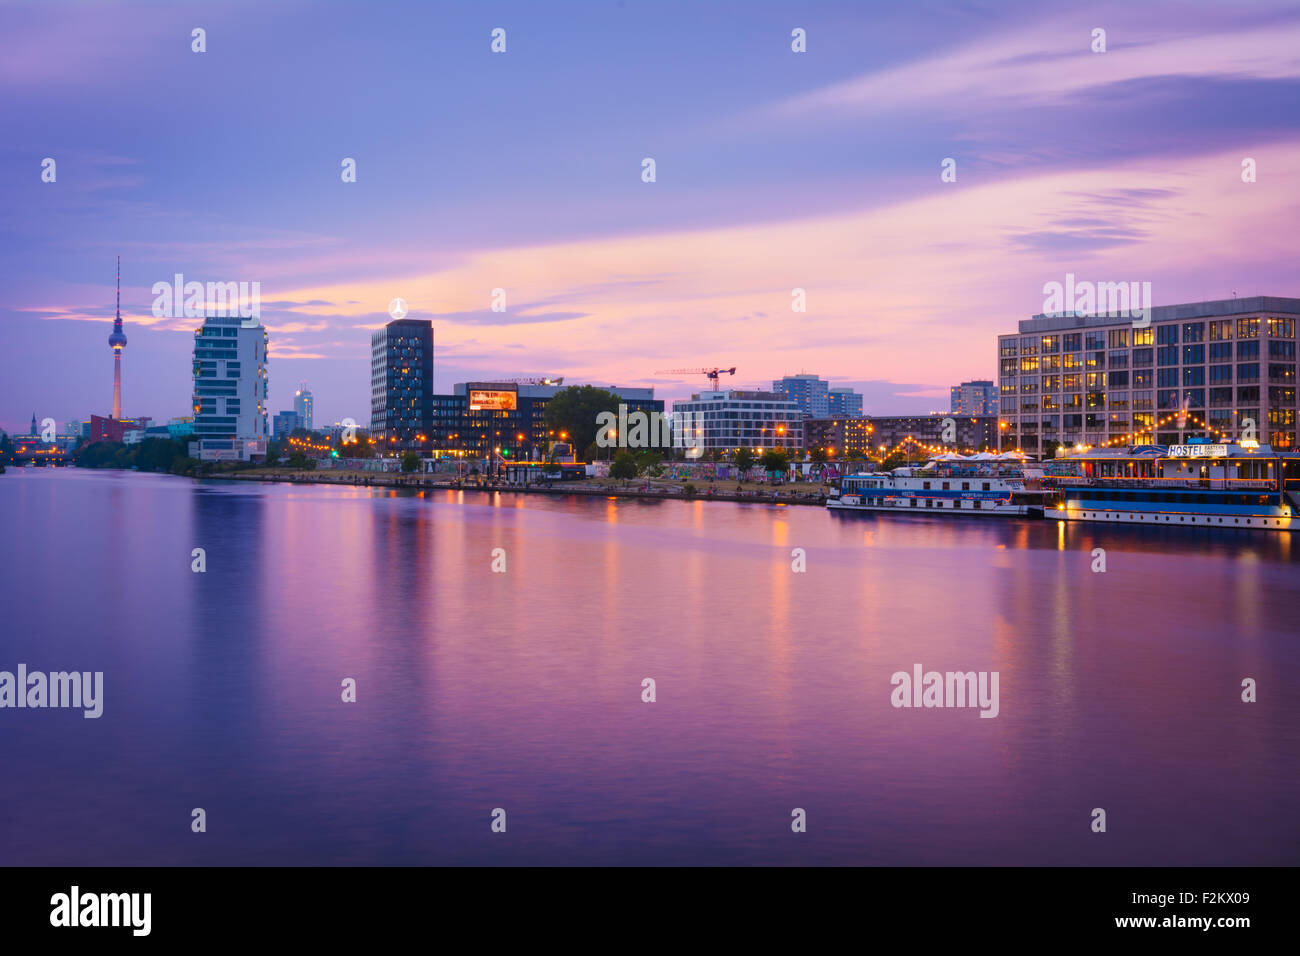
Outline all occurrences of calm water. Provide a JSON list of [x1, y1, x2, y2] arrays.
[[1, 468, 1297, 866]]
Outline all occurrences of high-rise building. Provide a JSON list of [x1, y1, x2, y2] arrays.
[[108, 256, 128, 419], [950, 380, 996, 416], [294, 384, 314, 433], [191, 316, 269, 460], [997, 296, 1298, 455], [671, 390, 803, 454], [370, 319, 434, 448], [827, 387, 864, 417], [772, 374, 830, 418]]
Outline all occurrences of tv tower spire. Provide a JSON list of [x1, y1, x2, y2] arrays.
[[108, 255, 128, 419]]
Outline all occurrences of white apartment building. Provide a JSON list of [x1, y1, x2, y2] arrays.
[[191, 315, 269, 460]]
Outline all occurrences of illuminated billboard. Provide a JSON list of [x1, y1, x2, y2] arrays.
[[469, 389, 517, 411]]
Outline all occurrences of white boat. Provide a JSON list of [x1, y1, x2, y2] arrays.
[[826, 453, 1051, 518]]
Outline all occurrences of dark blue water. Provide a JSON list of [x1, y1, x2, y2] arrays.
[[1, 469, 1297, 865]]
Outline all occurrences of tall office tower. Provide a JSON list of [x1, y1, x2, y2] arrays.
[[107, 256, 128, 419], [192, 315, 269, 459], [294, 383, 314, 433], [772, 374, 830, 418], [370, 318, 434, 449]]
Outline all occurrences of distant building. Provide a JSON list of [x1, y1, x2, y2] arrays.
[[429, 382, 662, 458], [191, 316, 269, 461], [803, 418, 874, 457], [294, 384, 314, 433], [671, 390, 803, 454], [865, 414, 998, 455], [89, 414, 151, 444], [772, 374, 830, 418], [950, 380, 996, 416], [64, 420, 90, 440], [827, 387, 864, 418], [370, 319, 434, 449], [273, 410, 301, 441], [167, 417, 194, 440]]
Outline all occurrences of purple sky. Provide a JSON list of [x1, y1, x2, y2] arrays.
[[2, 0, 1299, 434]]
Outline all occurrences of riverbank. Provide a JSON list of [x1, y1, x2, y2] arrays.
[[209, 468, 832, 506]]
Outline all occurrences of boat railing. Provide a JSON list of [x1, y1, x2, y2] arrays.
[[1052, 476, 1275, 490]]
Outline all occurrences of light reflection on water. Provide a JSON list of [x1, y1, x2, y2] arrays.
[[0, 469, 1296, 865]]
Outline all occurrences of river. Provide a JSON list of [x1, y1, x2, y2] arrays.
[[1, 468, 1296, 864]]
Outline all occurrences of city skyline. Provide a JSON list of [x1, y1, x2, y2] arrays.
[[4, 0, 1300, 434]]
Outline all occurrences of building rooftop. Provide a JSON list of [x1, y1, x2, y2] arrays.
[[1016, 295, 1300, 334]]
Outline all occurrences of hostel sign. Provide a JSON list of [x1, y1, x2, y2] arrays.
[[1168, 444, 1227, 458]]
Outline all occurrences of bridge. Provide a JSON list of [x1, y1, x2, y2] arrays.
[[5, 441, 72, 466]]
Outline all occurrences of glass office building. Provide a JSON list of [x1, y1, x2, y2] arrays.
[[997, 297, 1298, 455]]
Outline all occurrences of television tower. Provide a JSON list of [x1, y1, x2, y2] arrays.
[[107, 255, 128, 418]]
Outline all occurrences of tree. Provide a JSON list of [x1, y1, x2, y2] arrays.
[[734, 447, 755, 473], [760, 449, 790, 476], [401, 451, 420, 473], [635, 449, 664, 476], [610, 450, 638, 481], [287, 451, 310, 469], [544, 386, 623, 457], [808, 446, 828, 464]]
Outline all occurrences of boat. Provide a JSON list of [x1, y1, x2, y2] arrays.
[[826, 452, 1052, 518], [1046, 440, 1300, 531]]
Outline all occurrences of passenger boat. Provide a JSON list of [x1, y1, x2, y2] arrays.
[[1047, 440, 1300, 531], [827, 452, 1051, 518]]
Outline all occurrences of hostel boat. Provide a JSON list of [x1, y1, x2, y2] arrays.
[[827, 453, 1051, 518], [1047, 440, 1300, 531]]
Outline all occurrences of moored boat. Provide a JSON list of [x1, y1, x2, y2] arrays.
[[827, 452, 1051, 518], [1046, 440, 1300, 530]]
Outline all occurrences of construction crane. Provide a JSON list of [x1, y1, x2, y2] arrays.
[[656, 366, 737, 388]]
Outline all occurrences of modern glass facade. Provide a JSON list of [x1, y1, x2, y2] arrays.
[[370, 319, 434, 448], [671, 390, 803, 453], [997, 297, 1299, 455]]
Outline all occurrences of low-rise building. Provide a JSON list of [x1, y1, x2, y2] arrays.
[[671, 390, 803, 454]]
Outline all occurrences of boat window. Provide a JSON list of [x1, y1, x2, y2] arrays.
[[982, 482, 990, 491]]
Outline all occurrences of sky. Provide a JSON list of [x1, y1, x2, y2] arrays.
[[1, 0, 1298, 434]]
